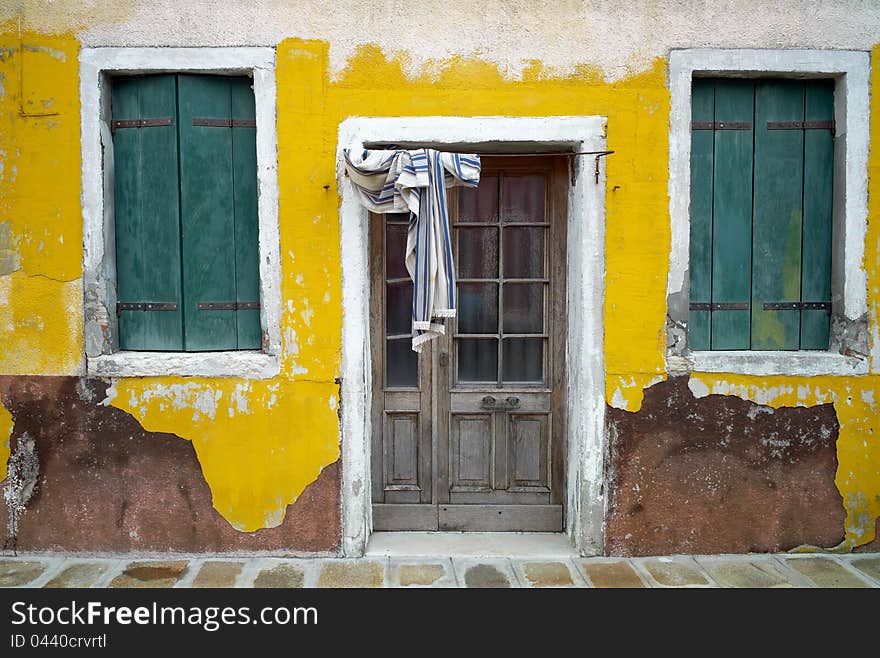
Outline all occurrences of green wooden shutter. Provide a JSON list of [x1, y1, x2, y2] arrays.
[[230, 78, 262, 350], [688, 78, 834, 351], [752, 80, 805, 350], [688, 79, 714, 350], [711, 80, 754, 350], [801, 80, 834, 349], [112, 75, 184, 351], [178, 75, 239, 351]]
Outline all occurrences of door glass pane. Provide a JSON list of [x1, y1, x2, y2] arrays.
[[503, 226, 545, 278], [457, 282, 498, 333], [386, 281, 413, 335], [502, 338, 543, 382], [458, 338, 498, 382], [503, 283, 543, 333], [386, 222, 409, 279], [459, 176, 499, 223], [458, 227, 498, 278], [502, 174, 545, 223], [387, 338, 418, 387]]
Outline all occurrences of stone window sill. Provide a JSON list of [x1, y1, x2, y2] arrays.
[[87, 351, 280, 379], [668, 350, 868, 377]]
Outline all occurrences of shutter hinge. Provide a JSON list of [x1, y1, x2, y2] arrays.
[[767, 121, 835, 136], [192, 118, 257, 128], [689, 302, 749, 311], [691, 121, 752, 131], [197, 302, 261, 311], [110, 118, 173, 134], [117, 302, 178, 316], [763, 301, 831, 313]]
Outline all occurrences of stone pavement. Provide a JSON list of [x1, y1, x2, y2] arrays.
[[1, 552, 878, 588]]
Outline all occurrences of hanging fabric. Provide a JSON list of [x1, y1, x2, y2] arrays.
[[343, 148, 481, 351]]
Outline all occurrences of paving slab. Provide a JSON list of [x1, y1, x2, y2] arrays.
[[317, 561, 385, 588], [848, 556, 880, 584], [519, 561, 578, 587], [45, 563, 109, 588], [640, 558, 711, 587], [697, 558, 796, 588], [580, 560, 645, 588], [193, 561, 245, 588], [0, 560, 46, 587], [109, 561, 189, 588], [784, 557, 871, 588], [453, 559, 517, 588]]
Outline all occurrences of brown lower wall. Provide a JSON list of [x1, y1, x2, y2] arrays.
[[605, 376, 846, 556], [0, 376, 341, 554], [0, 374, 850, 556]]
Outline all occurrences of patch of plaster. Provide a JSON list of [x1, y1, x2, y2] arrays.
[[689, 372, 880, 550], [2, 432, 39, 546], [107, 378, 340, 533]]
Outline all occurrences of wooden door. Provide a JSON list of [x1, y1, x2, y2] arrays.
[[371, 156, 567, 531]]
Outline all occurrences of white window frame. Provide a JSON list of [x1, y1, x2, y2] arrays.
[[667, 49, 870, 376], [337, 116, 608, 556], [79, 47, 282, 379]]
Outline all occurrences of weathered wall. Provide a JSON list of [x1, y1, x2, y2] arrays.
[[0, 1, 879, 554]]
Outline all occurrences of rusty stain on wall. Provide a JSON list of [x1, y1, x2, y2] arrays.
[[607, 377, 844, 556], [0, 377, 341, 552]]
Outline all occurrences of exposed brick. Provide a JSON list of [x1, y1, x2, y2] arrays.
[[253, 563, 304, 588]]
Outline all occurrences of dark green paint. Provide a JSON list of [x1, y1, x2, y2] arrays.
[[752, 80, 805, 350], [711, 80, 753, 349], [231, 78, 262, 349], [801, 80, 834, 349], [688, 79, 713, 350], [178, 75, 238, 351], [690, 78, 834, 351], [112, 74, 260, 352], [112, 75, 184, 350]]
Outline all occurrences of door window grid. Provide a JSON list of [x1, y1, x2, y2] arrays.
[[455, 171, 550, 386]]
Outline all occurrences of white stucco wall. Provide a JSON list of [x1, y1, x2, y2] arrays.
[[9, 0, 880, 81]]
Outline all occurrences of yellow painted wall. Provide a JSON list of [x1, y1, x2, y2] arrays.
[[0, 23, 877, 548]]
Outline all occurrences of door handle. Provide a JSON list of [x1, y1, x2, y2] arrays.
[[480, 395, 520, 411]]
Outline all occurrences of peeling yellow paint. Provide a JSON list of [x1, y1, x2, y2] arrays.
[[0, 399, 11, 481], [108, 379, 340, 532], [0, 31, 82, 375], [1, 25, 879, 548]]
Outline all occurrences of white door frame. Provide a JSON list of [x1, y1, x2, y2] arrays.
[[336, 116, 608, 556]]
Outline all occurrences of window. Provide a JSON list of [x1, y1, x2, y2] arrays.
[[81, 47, 281, 378], [666, 49, 870, 376], [112, 74, 260, 352], [689, 78, 834, 351]]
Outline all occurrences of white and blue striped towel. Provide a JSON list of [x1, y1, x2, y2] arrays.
[[344, 148, 481, 351]]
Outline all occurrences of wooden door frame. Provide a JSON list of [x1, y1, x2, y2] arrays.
[[338, 116, 608, 557]]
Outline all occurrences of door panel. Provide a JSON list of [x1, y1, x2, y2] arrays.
[[371, 156, 566, 531], [450, 414, 494, 490]]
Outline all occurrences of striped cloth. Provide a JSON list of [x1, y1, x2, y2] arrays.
[[344, 148, 481, 351]]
